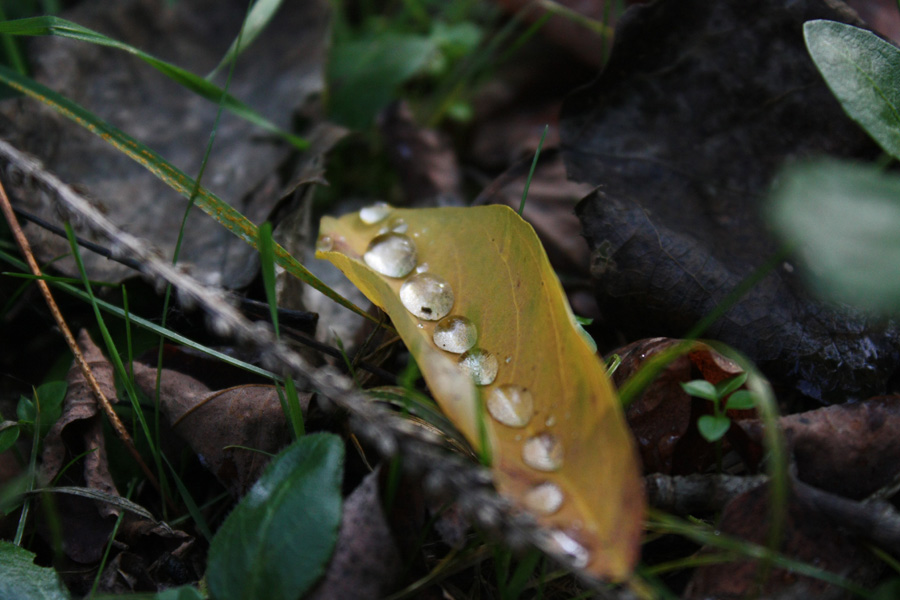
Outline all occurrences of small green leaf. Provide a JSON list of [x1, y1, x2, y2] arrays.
[[207, 433, 344, 600], [0, 421, 19, 453], [714, 372, 748, 398], [767, 159, 900, 311], [0, 540, 70, 600], [680, 380, 718, 401], [725, 390, 757, 411], [805, 20, 900, 160], [697, 414, 731, 442]]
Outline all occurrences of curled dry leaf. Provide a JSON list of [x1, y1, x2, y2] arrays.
[[738, 396, 900, 500], [39, 329, 120, 563], [317, 204, 643, 580], [612, 338, 757, 475], [132, 362, 302, 498]]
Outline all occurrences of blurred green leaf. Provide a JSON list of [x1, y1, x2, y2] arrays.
[[714, 372, 747, 397], [725, 390, 756, 410], [207, 433, 344, 600], [0, 420, 19, 453], [767, 159, 900, 312], [0, 540, 70, 600], [154, 585, 204, 600], [680, 380, 717, 401], [805, 20, 900, 159], [328, 33, 436, 128]]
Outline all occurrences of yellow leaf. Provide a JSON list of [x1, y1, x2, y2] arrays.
[[317, 204, 643, 580]]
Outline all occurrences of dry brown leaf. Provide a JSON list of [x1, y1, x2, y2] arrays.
[[132, 362, 302, 497], [738, 396, 900, 500], [37, 330, 120, 562], [317, 204, 643, 580]]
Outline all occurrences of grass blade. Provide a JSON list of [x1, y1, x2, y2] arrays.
[[208, 0, 286, 78], [0, 16, 307, 150]]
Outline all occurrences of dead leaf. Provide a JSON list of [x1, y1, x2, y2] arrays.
[[307, 468, 403, 600], [612, 338, 756, 475], [317, 204, 643, 580], [3, 0, 331, 288], [379, 101, 463, 207], [738, 396, 900, 500], [36, 330, 119, 562], [132, 361, 302, 497], [685, 484, 878, 599], [561, 0, 900, 404]]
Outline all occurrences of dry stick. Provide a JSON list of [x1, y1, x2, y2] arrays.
[[0, 178, 169, 506]]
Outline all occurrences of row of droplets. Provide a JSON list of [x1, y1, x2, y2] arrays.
[[321, 203, 589, 568], [344, 204, 576, 523]]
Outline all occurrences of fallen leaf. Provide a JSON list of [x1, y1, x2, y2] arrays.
[[317, 204, 643, 580], [307, 468, 403, 600], [738, 396, 900, 500], [132, 361, 301, 498], [685, 484, 878, 598], [561, 0, 900, 403], [379, 101, 463, 207], [38, 329, 120, 562]]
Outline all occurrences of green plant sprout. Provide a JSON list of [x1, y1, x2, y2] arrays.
[[680, 372, 755, 443]]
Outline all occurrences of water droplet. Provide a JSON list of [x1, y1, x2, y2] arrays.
[[524, 482, 564, 515], [359, 202, 391, 224], [458, 349, 498, 385], [487, 384, 534, 428], [364, 233, 417, 278], [545, 415, 556, 427], [522, 433, 564, 471], [400, 273, 454, 320], [433, 315, 477, 354], [417, 323, 424, 329], [547, 530, 589, 569], [315, 234, 333, 252], [505, 356, 512, 364], [415, 262, 429, 273], [388, 217, 408, 233]]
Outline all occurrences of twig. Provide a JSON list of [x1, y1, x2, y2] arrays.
[[646, 473, 900, 556], [0, 174, 170, 507]]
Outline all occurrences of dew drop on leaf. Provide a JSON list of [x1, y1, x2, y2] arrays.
[[415, 262, 429, 273], [364, 233, 417, 278], [387, 217, 407, 233], [486, 384, 534, 427], [524, 481, 564, 515], [399, 273, 454, 320], [458, 348, 498, 385], [315, 234, 333, 252], [522, 432, 564, 471], [547, 530, 590, 569], [433, 315, 478, 354], [359, 202, 392, 224]]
